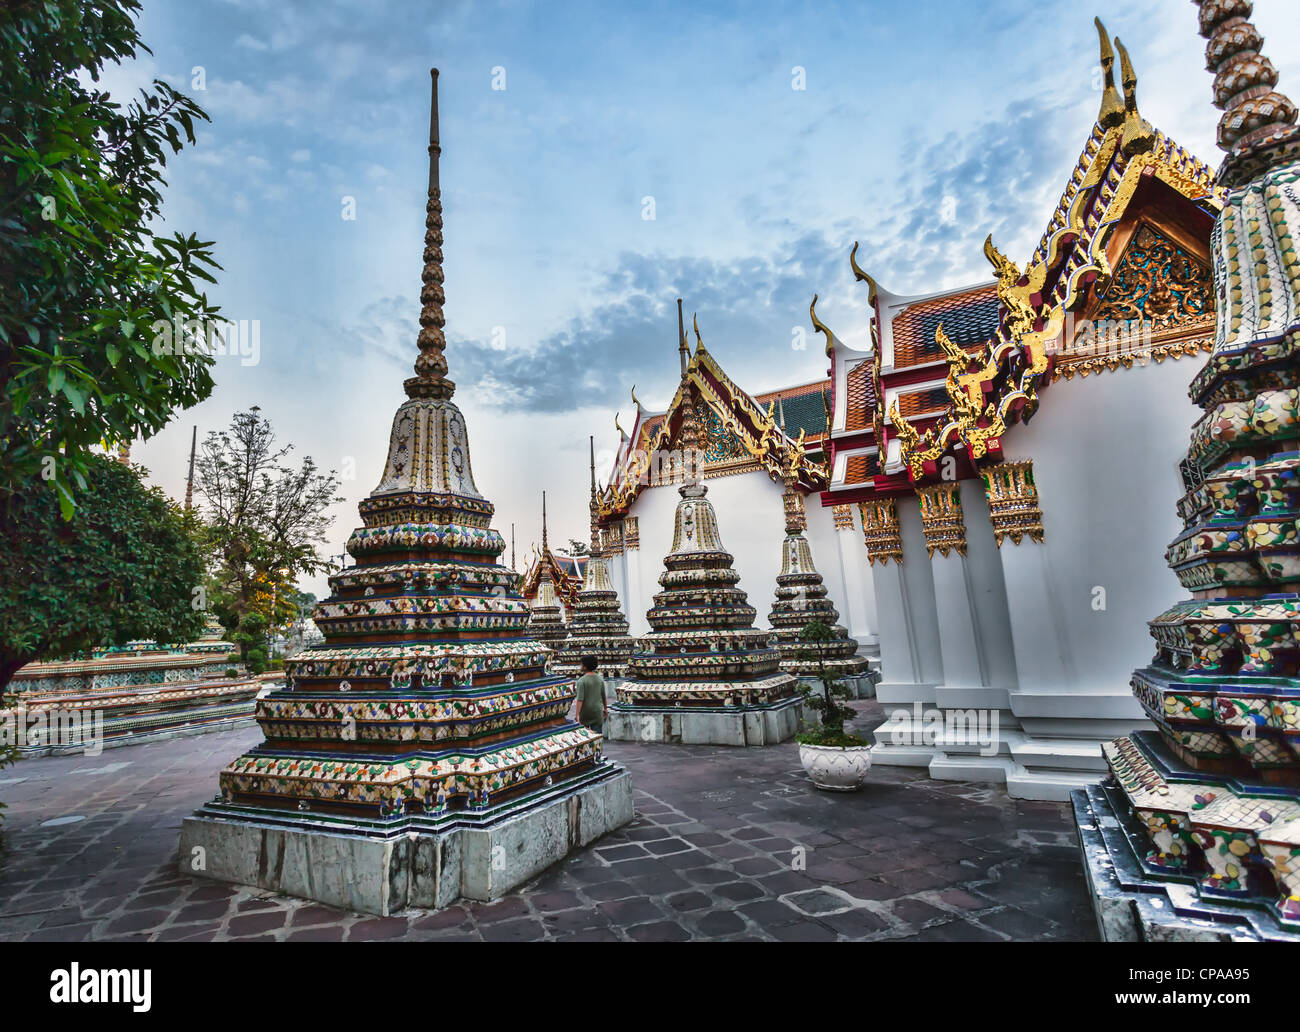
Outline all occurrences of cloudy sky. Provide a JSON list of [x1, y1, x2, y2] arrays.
[[111, 0, 1300, 595]]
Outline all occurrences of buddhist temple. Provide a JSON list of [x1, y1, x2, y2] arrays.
[[606, 307, 802, 746], [178, 69, 633, 916], [525, 493, 570, 653], [551, 438, 637, 678], [1075, 0, 1300, 942]]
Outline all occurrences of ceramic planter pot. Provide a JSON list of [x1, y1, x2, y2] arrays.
[[798, 742, 871, 792]]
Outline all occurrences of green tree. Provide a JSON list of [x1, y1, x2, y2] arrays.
[[0, 0, 222, 518], [195, 408, 342, 652], [0, 453, 208, 690], [793, 619, 866, 747]]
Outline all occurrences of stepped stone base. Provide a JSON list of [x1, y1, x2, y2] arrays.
[[606, 697, 802, 746], [795, 673, 878, 700], [1072, 781, 1300, 942], [178, 762, 632, 916]]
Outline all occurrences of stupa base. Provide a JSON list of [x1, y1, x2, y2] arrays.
[[1071, 780, 1300, 943], [606, 696, 802, 746], [178, 760, 632, 916]]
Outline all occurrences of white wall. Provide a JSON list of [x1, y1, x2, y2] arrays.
[[998, 358, 1197, 695]]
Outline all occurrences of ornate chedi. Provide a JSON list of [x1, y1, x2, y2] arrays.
[[525, 493, 569, 653], [1075, 2, 1300, 941], [552, 439, 637, 678], [607, 319, 801, 746], [178, 70, 632, 916], [767, 435, 875, 695]]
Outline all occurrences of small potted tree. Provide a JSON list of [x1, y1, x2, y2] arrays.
[[794, 619, 872, 791]]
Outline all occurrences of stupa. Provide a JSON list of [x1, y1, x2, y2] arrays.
[[1074, 1, 1300, 941], [552, 438, 638, 678], [767, 436, 877, 697], [607, 313, 801, 746], [178, 69, 632, 916], [526, 492, 569, 654]]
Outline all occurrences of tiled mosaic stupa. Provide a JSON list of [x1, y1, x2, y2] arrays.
[[1074, 0, 1300, 942], [552, 438, 637, 678], [526, 493, 569, 655], [607, 316, 801, 746], [179, 69, 632, 916], [767, 435, 876, 697]]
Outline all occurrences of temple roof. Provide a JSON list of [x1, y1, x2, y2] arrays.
[[597, 325, 829, 521], [819, 18, 1226, 494]]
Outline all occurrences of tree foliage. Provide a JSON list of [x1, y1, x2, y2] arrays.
[[0, 0, 222, 518], [794, 619, 866, 747], [195, 408, 342, 660], [0, 453, 207, 690]]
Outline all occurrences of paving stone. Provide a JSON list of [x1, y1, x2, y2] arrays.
[[0, 713, 1097, 943]]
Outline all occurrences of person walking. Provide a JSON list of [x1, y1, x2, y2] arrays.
[[572, 655, 606, 734]]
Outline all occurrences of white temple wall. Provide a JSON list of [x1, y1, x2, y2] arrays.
[[997, 359, 1193, 707], [875, 495, 945, 698], [954, 479, 1020, 696]]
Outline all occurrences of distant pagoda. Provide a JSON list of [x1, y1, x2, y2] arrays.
[[767, 437, 875, 695], [1075, 3, 1300, 941], [527, 492, 569, 653], [607, 307, 801, 746], [553, 437, 637, 677], [179, 69, 631, 916]]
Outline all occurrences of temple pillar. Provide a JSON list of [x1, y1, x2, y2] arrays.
[[831, 504, 878, 651], [862, 496, 944, 766], [921, 480, 1023, 784], [621, 516, 646, 637]]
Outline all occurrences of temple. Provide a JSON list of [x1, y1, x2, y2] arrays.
[[551, 439, 637, 678], [525, 493, 570, 653], [605, 306, 803, 745], [1075, 0, 1300, 942], [592, 18, 1227, 798], [177, 69, 632, 916]]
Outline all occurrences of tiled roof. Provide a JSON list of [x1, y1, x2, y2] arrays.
[[753, 380, 829, 441], [892, 285, 1000, 368], [844, 452, 879, 485], [896, 385, 951, 419], [844, 360, 876, 432]]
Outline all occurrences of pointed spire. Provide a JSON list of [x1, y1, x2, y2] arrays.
[[776, 392, 786, 433], [677, 298, 689, 377], [511, 522, 516, 572], [184, 425, 197, 512], [1193, 0, 1299, 186], [1094, 18, 1125, 129], [1115, 39, 1154, 156], [405, 68, 454, 401], [677, 315, 703, 457], [589, 435, 601, 555]]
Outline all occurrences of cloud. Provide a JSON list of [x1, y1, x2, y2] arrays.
[[343, 228, 859, 414]]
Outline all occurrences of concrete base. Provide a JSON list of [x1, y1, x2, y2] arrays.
[[1071, 782, 1300, 942], [178, 763, 633, 916], [796, 673, 878, 701], [606, 697, 802, 746]]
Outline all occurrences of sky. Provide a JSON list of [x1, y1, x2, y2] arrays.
[[106, 0, 1300, 596]]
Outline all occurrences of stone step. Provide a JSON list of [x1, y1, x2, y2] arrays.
[[1006, 767, 1105, 802], [1010, 737, 1109, 772]]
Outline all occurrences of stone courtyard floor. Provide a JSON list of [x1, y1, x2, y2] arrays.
[[0, 701, 1098, 942]]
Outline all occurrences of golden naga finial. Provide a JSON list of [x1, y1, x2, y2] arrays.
[[849, 241, 880, 303], [630, 384, 642, 410], [888, 397, 924, 479], [1094, 19, 1125, 130], [1115, 39, 1153, 157], [692, 312, 706, 352], [809, 293, 836, 357], [615, 412, 625, 437]]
